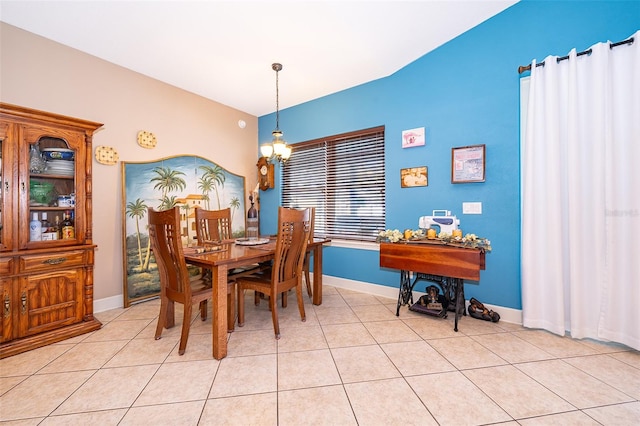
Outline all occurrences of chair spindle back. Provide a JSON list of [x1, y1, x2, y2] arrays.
[[272, 207, 311, 287], [148, 207, 191, 298], [195, 207, 233, 243]]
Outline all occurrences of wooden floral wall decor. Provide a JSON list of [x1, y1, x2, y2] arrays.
[[137, 130, 157, 148]]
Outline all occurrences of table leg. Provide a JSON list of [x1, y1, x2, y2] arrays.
[[453, 278, 463, 332], [396, 270, 414, 316], [312, 245, 323, 305], [212, 264, 228, 359]]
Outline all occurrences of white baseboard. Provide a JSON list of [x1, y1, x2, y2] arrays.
[[323, 275, 523, 325], [478, 303, 522, 325], [94, 294, 123, 313], [324, 275, 400, 300], [94, 275, 523, 325]]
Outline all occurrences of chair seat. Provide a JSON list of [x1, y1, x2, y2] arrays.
[[190, 278, 213, 295], [202, 265, 265, 282], [228, 262, 270, 280], [235, 274, 270, 287]]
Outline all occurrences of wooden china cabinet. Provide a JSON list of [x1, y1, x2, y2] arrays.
[[0, 103, 103, 358]]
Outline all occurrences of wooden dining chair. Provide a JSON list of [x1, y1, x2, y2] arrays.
[[268, 206, 315, 307], [193, 207, 267, 331], [259, 206, 315, 308], [194, 207, 233, 243], [148, 206, 213, 355], [302, 207, 316, 298], [236, 207, 312, 339]]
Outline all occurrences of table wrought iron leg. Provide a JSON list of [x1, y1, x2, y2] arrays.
[[396, 270, 413, 316], [453, 278, 463, 332]]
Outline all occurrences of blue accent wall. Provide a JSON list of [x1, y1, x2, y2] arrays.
[[258, 0, 640, 310]]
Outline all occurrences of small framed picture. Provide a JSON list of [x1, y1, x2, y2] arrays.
[[401, 127, 425, 148], [401, 166, 428, 188], [451, 144, 485, 183]]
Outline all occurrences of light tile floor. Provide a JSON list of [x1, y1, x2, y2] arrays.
[[1, 285, 639, 425]]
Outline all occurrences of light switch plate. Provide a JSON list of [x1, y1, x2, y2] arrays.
[[463, 202, 482, 214]]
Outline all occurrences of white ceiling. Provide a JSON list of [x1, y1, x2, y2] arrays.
[[1, 0, 517, 116]]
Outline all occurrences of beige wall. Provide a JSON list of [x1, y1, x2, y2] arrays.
[[1, 23, 259, 306]]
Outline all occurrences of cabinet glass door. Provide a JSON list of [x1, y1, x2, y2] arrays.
[[0, 138, 4, 249], [0, 131, 12, 252], [26, 134, 78, 247]]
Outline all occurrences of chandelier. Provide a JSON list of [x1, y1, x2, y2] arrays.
[[260, 63, 291, 164]]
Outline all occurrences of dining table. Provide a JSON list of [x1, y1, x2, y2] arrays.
[[183, 236, 330, 359]]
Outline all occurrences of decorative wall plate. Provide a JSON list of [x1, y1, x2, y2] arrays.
[[137, 130, 157, 149], [95, 146, 119, 165]]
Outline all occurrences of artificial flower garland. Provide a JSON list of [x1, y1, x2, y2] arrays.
[[377, 229, 491, 251]]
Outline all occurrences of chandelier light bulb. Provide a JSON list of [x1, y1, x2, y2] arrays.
[[273, 139, 286, 156], [260, 144, 274, 158], [282, 146, 292, 160]]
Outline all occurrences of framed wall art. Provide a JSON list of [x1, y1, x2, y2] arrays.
[[401, 127, 425, 148], [121, 155, 246, 306], [451, 144, 485, 183], [401, 166, 428, 187]]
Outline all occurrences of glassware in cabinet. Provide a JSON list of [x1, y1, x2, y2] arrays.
[[26, 136, 77, 244]]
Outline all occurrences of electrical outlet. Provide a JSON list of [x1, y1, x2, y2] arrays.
[[462, 202, 482, 214]]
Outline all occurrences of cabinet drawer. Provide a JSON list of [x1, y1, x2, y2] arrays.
[[19, 250, 89, 273], [0, 258, 13, 275]]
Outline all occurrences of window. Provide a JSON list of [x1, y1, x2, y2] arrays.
[[282, 126, 385, 242]]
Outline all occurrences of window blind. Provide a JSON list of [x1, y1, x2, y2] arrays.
[[282, 126, 385, 242]]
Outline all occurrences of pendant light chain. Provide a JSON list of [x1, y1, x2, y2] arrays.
[[275, 66, 280, 130], [273, 62, 282, 132]]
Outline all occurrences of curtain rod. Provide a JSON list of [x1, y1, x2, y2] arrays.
[[517, 36, 634, 74]]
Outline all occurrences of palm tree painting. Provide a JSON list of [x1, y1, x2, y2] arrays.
[[230, 196, 241, 219], [199, 165, 226, 209], [125, 198, 148, 270], [122, 155, 246, 306], [150, 166, 186, 210]]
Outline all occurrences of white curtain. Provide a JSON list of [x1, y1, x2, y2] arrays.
[[522, 31, 640, 350]]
